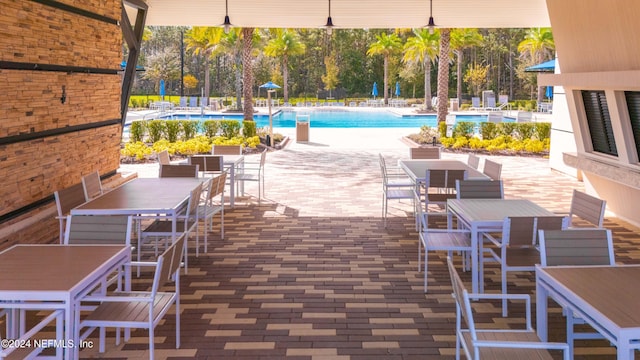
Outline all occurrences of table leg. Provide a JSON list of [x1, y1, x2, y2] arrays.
[[536, 274, 548, 342], [471, 225, 479, 294], [229, 164, 235, 208]]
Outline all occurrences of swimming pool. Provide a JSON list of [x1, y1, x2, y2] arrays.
[[158, 109, 509, 128]]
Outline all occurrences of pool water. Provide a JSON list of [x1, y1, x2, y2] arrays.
[[159, 109, 506, 128]]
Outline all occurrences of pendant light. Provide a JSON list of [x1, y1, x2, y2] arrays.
[[427, 0, 436, 34], [222, 0, 232, 34], [324, 0, 334, 35]]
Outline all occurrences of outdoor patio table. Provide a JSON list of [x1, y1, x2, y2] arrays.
[[536, 264, 640, 360], [447, 198, 555, 293], [0, 244, 129, 360], [398, 159, 488, 183], [71, 178, 204, 243], [188, 154, 244, 208]]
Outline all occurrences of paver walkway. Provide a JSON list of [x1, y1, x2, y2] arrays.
[[83, 128, 640, 359]]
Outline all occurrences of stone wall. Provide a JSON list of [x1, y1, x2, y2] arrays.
[[0, 0, 123, 248]]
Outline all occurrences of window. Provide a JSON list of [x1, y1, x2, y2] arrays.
[[624, 91, 640, 161], [582, 90, 617, 156]]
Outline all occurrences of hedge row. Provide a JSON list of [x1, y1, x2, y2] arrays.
[[129, 119, 257, 143]]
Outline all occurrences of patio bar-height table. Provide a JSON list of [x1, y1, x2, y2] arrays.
[[398, 159, 488, 183], [536, 264, 640, 360], [447, 198, 556, 293], [0, 244, 130, 360]]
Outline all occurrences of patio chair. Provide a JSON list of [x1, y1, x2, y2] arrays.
[[212, 144, 242, 155], [82, 170, 104, 201], [446, 256, 570, 360], [139, 183, 202, 272], [410, 146, 441, 159], [419, 226, 471, 293], [516, 111, 533, 123], [470, 97, 482, 110], [157, 150, 171, 165], [159, 164, 199, 178], [482, 158, 502, 180], [79, 233, 185, 359], [379, 154, 414, 228], [538, 228, 614, 356], [466, 153, 480, 170], [455, 179, 504, 199], [415, 169, 467, 231], [198, 172, 226, 253], [54, 182, 87, 243], [483, 216, 568, 316], [565, 189, 607, 228], [235, 149, 267, 204], [189, 155, 223, 177]]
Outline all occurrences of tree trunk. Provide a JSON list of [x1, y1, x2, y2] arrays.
[[235, 51, 242, 111], [437, 29, 451, 124], [425, 59, 432, 110], [383, 55, 389, 105], [204, 51, 211, 99], [456, 49, 463, 105], [242, 28, 255, 121], [283, 55, 289, 104]]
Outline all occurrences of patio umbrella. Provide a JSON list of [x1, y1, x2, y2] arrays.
[[372, 82, 378, 99], [259, 82, 281, 147], [545, 85, 553, 99], [395, 82, 401, 98], [159, 79, 165, 100]]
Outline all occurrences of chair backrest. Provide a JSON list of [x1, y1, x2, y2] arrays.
[[467, 153, 480, 170], [207, 172, 227, 201], [516, 111, 533, 123], [155, 233, 186, 293], [447, 256, 477, 340], [410, 146, 441, 159], [503, 215, 567, 248], [482, 159, 502, 180], [212, 144, 242, 155], [426, 169, 467, 189], [64, 214, 133, 245], [539, 229, 615, 267], [456, 179, 504, 199], [258, 149, 267, 170], [81, 171, 103, 201], [568, 189, 606, 228], [189, 155, 223, 173], [159, 164, 199, 178], [54, 182, 86, 218], [157, 150, 171, 165]]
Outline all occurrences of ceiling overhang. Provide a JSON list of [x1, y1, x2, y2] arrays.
[[127, 0, 550, 29]]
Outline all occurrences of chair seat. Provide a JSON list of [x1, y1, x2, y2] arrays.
[[84, 291, 176, 325], [462, 330, 554, 360], [504, 247, 540, 267], [143, 219, 196, 235], [386, 188, 414, 200], [424, 231, 471, 250]]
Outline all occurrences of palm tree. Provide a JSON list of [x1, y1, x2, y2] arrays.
[[184, 27, 224, 99], [518, 28, 554, 104], [221, 29, 244, 111], [451, 28, 483, 105], [437, 29, 451, 123], [242, 28, 256, 121], [264, 29, 306, 104], [367, 33, 403, 105], [403, 28, 439, 111]]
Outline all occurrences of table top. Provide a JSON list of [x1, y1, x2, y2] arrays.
[[399, 159, 487, 180], [447, 198, 555, 225], [538, 265, 640, 329], [0, 244, 128, 293], [72, 177, 204, 215], [190, 154, 244, 165]]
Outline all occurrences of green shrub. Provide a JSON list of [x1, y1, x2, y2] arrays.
[[480, 122, 498, 140], [440, 137, 455, 148], [452, 136, 469, 149], [129, 121, 145, 143], [498, 122, 516, 137], [146, 120, 165, 143], [181, 120, 199, 140], [534, 122, 552, 140], [438, 121, 447, 138], [245, 135, 261, 148], [242, 120, 257, 138], [219, 120, 242, 138], [203, 120, 221, 138], [453, 121, 475, 138], [165, 120, 181, 143], [516, 123, 536, 140]]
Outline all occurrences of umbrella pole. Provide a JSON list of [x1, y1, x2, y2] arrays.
[[268, 90, 273, 147]]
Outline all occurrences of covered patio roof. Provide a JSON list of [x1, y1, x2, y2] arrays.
[[129, 0, 550, 28]]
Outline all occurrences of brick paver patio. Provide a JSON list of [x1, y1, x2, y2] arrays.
[[83, 128, 640, 359]]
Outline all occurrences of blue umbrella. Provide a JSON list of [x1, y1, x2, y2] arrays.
[[545, 86, 553, 99], [259, 81, 281, 90], [395, 81, 401, 97], [159, 79, 165, 99], [372, 82, 378, 99]]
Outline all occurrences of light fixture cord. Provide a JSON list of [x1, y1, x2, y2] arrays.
[[328, 0, 331, 17], [226, 0, 229, 16]]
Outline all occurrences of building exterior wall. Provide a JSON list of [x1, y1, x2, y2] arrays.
[[543, 0, 640, 226], [0, 0, 123, 248]]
